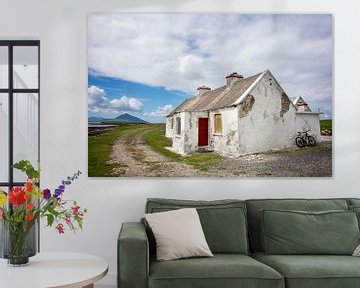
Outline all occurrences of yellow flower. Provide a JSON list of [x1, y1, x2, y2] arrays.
[[0, 190, 7, 206]]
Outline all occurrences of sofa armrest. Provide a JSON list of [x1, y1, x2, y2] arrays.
[[118, 222, 149, 288]]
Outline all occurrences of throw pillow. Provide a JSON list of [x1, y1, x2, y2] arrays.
[[353, 244, 360, 256], [145, 208, 213, 261], [261, 209, 359, 255]]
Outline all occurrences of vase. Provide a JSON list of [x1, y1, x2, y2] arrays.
[[0, 220, 37, 266]]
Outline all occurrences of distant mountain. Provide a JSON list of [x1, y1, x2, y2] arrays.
[[114, 113, 148, 123], [88, 116, 105, 122], [88, 113, 148, 124]]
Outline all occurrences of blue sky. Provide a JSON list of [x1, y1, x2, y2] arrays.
[[88, 14, 333, 122]]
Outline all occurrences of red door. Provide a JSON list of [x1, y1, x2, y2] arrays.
[[198, 118, 209, 146]]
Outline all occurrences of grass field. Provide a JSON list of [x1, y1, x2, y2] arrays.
[[88, 124, 144, 177], [320, 119, 332, 131], [143, 125, 223, 171], [88, 123, 223, 176]]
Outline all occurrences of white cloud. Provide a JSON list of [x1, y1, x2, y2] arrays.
[[88, 14, 332, 114], [145, 104, 174, 117], [88, 85, 143, 114]]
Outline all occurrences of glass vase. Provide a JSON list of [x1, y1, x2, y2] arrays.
[[0, 220, 37, 266]]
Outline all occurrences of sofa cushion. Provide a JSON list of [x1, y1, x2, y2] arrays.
[[349, 205, 360, 228], [149, 254, 284, 288], [246, 198, 349, 252], [261, 209, 359, 255], [146, 198, 248, 254], [347, 198, 360, 207], [252, 252, 360, 288], [145, 208, 213, 261]]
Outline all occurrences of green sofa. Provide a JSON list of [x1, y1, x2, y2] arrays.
[[118, 198, 360, 288]]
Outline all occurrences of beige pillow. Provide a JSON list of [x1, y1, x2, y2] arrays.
[[353, 244, 360, 256], [145, 208, 213, 261]]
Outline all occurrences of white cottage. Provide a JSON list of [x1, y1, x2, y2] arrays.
[[166, 70, 321, 157]]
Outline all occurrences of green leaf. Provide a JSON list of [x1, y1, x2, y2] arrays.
[[47, 214, 54, 227], [12, 160, 40, 180]]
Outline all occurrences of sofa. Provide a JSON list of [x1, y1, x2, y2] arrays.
[[118, 198, 360, 288]]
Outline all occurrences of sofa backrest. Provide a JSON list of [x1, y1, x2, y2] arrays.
[[245, 198, 349, 252], [145, 198, 249, 255]]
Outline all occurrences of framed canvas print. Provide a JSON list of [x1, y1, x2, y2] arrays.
[[88, 14, 332, 177]]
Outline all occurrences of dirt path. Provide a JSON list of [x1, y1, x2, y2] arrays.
[[109, 128, 207, 177], [109, 127, 332, 177]]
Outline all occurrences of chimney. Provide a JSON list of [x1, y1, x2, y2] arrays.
[[226, 72, 244, 87], [197, 85, 211, 97]]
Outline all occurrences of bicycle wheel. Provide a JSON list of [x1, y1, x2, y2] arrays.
[[295, 137, 305, 147], [307, 136, 316, 146]]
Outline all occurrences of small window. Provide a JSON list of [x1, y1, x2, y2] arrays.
[[170, 118, 174, 129], [214, 113, 222, 134], [176, 117, 181, 135]]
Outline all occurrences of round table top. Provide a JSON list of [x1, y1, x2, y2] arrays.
[[0, 252, 108, 288]]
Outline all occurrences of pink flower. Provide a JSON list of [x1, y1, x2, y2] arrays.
[[72, 205, 80, 215], [56, 223, 65, 234], [0, 208, 3, 220]]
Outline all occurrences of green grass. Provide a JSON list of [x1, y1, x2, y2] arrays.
[[143, 124, 224, 171], [183, 152, 224, 171], [88, 124, 144, 177], [320, 119, 332, 131], [143, 125, 182, 161], [89, 123, 225, 176]]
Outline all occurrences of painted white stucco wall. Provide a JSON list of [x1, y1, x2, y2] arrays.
[[169, 71, 320, 157], [1, 1, 360, 287], [165, 116, 173, 138], [167, 110, 209, 155], [237, 71, 320, 154], [185, 111, 208, 152], [295, 112, 322, 143], [209, 108, 240, 157]]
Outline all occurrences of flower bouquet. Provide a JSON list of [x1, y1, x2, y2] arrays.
[[0, 160, 87, 266]]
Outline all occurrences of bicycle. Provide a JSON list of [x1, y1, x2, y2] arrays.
[[295, 130, 316, 148]]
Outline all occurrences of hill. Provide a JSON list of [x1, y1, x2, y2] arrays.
[[88, 113, 148, 124], [114, 113, 148, 123]]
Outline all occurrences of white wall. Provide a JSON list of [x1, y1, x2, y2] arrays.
[[237, 71, 321, 154], [1, 0, 360, 286]]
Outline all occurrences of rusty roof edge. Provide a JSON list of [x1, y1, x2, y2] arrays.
[[233, 71, 267, 106]]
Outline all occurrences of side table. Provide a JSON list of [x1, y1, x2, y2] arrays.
[[0, 252, 108, 288]]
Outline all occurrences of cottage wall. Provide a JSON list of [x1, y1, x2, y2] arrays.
[[208, 108, 240, 157], [165, 116, 173, 138], [295, 112, 322, 143], [237, 71, 320, 154], [185, 111, 209, 153], [168, 112, 186, 154], [165, 111, 207, 155]]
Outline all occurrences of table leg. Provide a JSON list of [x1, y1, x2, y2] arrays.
[[82, 284, 94, 288]]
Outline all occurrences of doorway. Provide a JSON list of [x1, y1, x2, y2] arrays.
[[198, 118, 208, 146]]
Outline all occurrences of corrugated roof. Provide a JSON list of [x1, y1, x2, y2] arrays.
[[168, 72, 262, 116]]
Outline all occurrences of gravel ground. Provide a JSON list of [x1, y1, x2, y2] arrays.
[[109, 124, 332, 177], [209, 143, 332, 177]]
